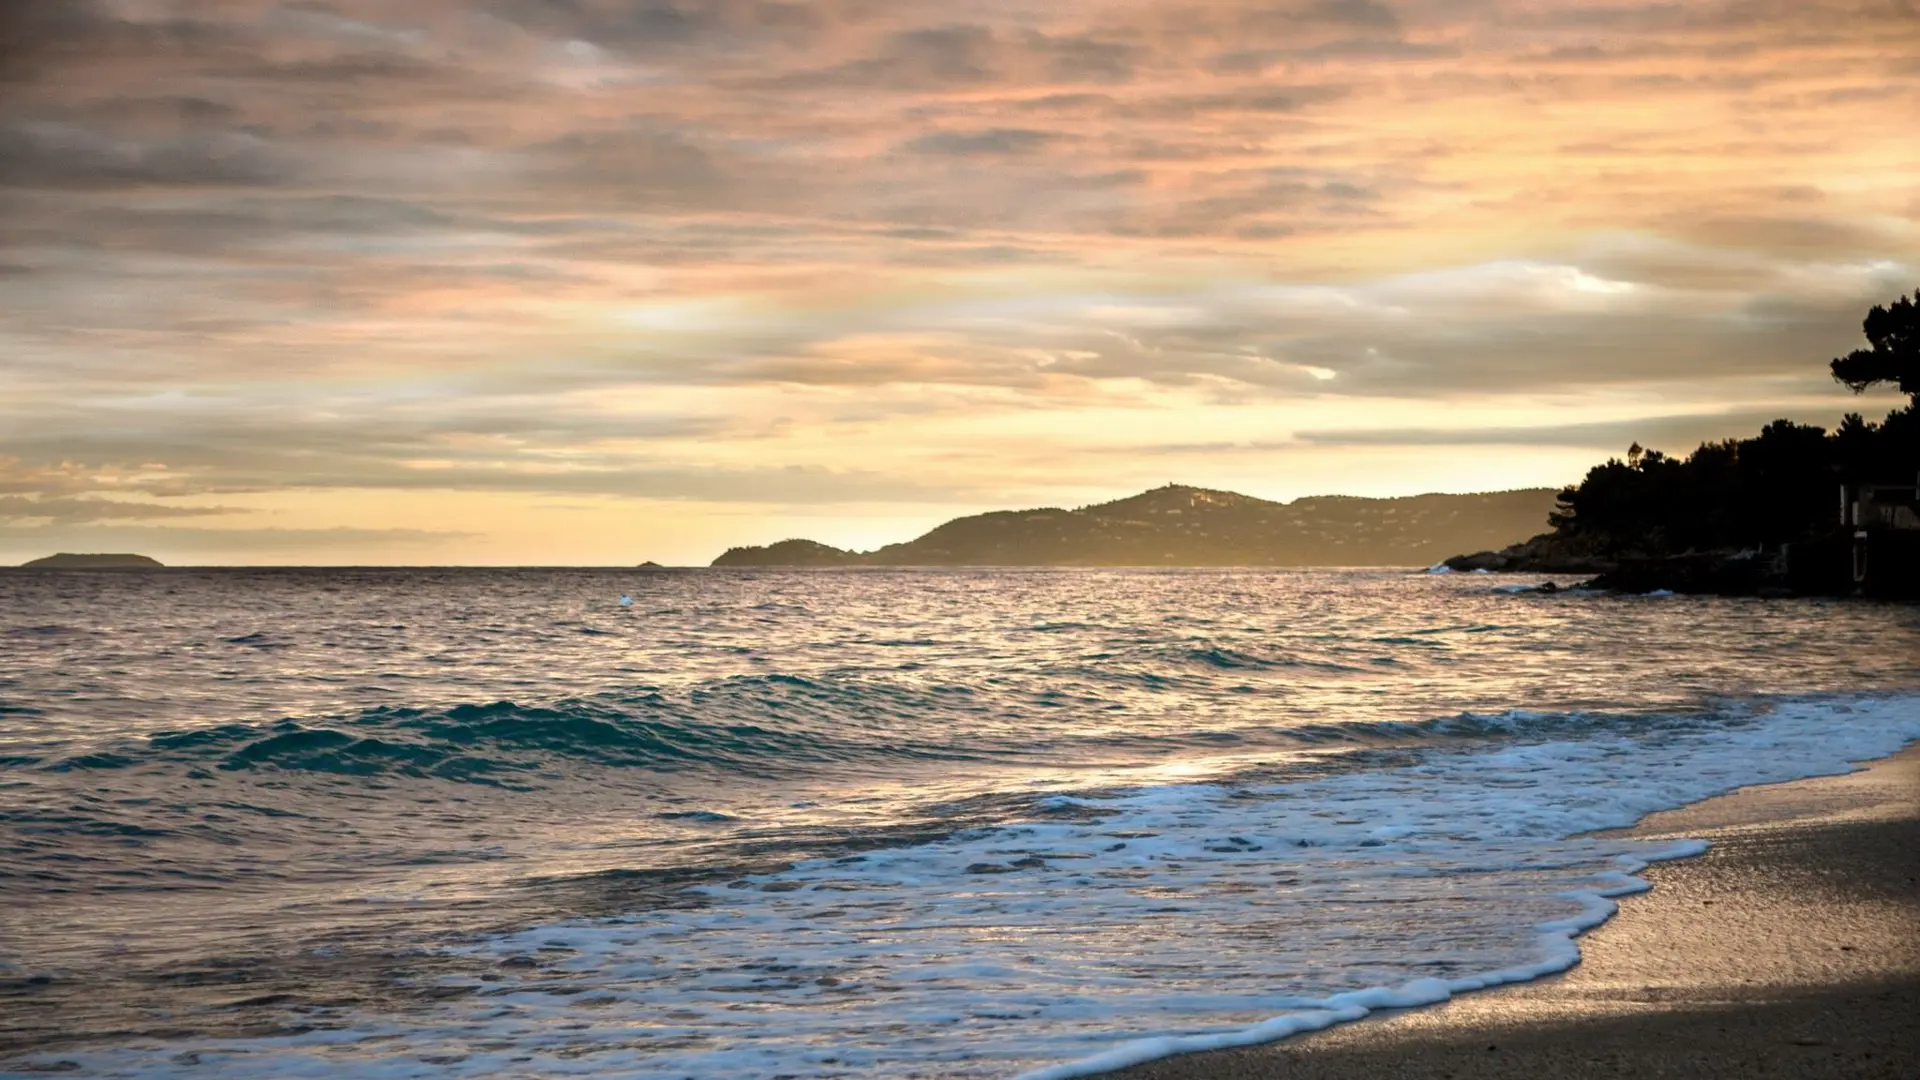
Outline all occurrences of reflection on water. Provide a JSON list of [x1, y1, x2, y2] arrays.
[[2, 568, 1916, 1071]]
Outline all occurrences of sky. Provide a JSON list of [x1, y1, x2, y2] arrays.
[[1, 0, 1916, 565]]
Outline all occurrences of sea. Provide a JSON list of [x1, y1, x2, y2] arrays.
[[2, 567, 1917, 1079]]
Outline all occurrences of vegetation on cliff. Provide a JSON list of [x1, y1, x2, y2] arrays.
[[1553, 292, 1916, 558], [1450, 290, 1920, 584]]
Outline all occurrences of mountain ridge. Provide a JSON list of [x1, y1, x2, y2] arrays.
[[712, 484, 1559, 568]]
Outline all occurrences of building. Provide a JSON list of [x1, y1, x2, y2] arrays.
[[1842, 476, 1920, 598]]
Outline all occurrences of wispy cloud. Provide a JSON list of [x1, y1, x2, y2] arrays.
[[1, 0, 1915, 560], [0, 495, 242, 524], [1293, 408, 1866, 451], [0, 523, 477, 565]]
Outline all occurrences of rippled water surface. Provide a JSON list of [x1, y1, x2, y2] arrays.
[[3, 568, 1917, 1077]]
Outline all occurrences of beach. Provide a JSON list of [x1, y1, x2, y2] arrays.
[[1108, 745, 1920, 1080]]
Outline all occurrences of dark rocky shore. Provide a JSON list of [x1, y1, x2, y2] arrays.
[[1445, 532, 1920, 599], [1441, 534, 1611, 577]]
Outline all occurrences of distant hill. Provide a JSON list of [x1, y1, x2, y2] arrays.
[[21, 553, 164, 569], [712, 485, 1560, 567], [713, 539, 861, 567]]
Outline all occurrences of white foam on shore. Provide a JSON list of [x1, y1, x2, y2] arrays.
[[34, 696, 1920, 1080], [1017, 837, 1706, 1080]]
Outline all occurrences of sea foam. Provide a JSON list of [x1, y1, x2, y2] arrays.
[[39, 694, 1919, 1080]]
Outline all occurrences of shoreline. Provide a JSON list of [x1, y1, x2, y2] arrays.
[[1098, 743, 1920, 1080]]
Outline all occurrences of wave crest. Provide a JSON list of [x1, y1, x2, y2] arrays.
[[55, 679, 1004, 782]]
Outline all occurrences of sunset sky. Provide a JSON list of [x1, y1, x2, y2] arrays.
[[2, 0, 1916, 565]]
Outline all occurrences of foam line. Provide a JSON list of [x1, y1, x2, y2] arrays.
[[23, 699, 1917, 1080], [1017, 838, 1712, 1080]]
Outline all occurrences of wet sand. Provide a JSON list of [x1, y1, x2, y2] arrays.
[[1107, 745, 1920, 1080]]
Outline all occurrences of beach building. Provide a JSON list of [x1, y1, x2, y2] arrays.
[[1840, 476, 1920, 598]]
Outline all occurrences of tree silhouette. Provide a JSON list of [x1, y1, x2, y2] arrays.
[[1542, 290, 1920, 559], [1831, 291, 1919, 399]]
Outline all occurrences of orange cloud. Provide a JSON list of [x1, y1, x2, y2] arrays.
[[0, 0, 1915, 561]]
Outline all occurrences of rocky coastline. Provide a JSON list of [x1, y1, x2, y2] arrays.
[[1446, 532, 1918, 599], [1440, 534, 1611, 577], [1442, 533, 1797, 596]]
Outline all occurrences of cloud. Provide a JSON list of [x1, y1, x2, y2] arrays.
[[1293, 408, 1868, 452], [0, 0, 1914, 541], [901, 128, 1061, 156], [475, 0, 824, 54], [0, 523, 476, 564], [1296, 38, 1459, 61], [68, 94, 243, 131], [0, 417, 989, 503], [773, 24, 1003, 90], [0, 457, 236, 499], [1661, 214, 1912, 259], [1309, 0, 1402, 30], [1124, 84, 1352, 118], [0, 496, 241, 524], [0, 2, 248, 84], [209, 51, 454, 85], [0, 122, 289, 189], [526, 126, 729, 204], [1027, 31, 1141, 84]]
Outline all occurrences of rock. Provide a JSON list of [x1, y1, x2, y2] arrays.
[[1444, 550, 1511, 572], [1583, 550, 1789, 596], [1443, 533, 1611, 574]]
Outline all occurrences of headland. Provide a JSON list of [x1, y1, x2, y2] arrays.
[[713, 485, 1558, 568], [1444, 294, 1919, 598]]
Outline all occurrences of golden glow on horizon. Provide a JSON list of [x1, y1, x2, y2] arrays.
[[0, 0, 1916, 563]]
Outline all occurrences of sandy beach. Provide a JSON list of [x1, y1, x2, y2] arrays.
[[1107, 744, 1920, 1080]]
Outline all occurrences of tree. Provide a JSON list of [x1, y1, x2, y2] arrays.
[[1830, 291, 1919, 399], [1542, 291, 1920, 558]]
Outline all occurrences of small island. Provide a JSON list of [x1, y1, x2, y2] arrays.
[[20, 553, 165, 569]]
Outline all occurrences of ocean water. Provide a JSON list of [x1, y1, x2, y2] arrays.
[[2, 568, 1917, 1078]]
